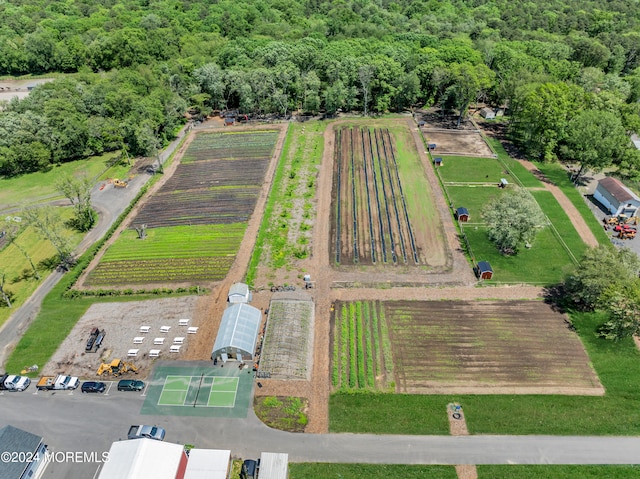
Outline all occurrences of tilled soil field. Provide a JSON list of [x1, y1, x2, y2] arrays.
[[386, 300, 604, 395]]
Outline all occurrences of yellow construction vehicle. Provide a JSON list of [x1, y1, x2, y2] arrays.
[[96, 359, 138, 377], [113, 179, 128, 188]]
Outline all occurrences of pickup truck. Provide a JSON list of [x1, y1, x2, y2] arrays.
[[36, 375, 79, 391], [128, 425, 166, 441], [0, 374, 31, 391]]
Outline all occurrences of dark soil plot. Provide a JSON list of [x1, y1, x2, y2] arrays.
[[133, 187, 260, 228], [385, 300, 603, 394], [422, 129, 494, 158], [182, 131, 279, 162], [162, 159, 270, 191], [330, 126, 422, 266]]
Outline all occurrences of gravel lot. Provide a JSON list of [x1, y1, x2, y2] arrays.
[[44, 296, 199, 379]]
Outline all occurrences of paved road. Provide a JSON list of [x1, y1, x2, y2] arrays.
[[1, 389, 639, 478], [0, 126, 191, 369]]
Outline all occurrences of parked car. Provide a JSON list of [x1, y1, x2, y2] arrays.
[[128, 425, 165, 441], [81, 381, 106, 393], [117, 379, 144, 391]]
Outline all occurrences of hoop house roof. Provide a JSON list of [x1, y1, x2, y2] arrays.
[[212, 304, 261, 358]]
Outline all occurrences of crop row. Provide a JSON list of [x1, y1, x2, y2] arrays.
[[332, 300, 393, 391], [182, 132, 278, 162], [85, 256, 234, 285]]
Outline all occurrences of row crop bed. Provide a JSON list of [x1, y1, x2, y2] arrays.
[[330, 126, 422, 266], [331, 301, 394, 391], [182, 131, 279, 162], [86, 130, 279, 286], [384, 300, 602, 394]]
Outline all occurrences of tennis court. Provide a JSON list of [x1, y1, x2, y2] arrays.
[[158, 375, 239, 407]]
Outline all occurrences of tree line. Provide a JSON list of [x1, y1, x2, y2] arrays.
[[1, 0, 640, 177]]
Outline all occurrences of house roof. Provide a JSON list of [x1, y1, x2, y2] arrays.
[[212, 303, 262, 355], [0, 425, 43, 479], [599, 177, 640, 204], [631, 134, 640, 150], [477, 261, 492, 273], [456, 207, 469, 216], [229, 282, 249, 297], [434, 157, 443, 163], [184, 449, 231, 479], [98, 439, 185, 479]]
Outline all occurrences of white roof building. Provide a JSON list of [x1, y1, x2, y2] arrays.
[[258, 452, 289, 479], [211, 303, 262, 361], [228, 282, 251, 303], [184, 449, 230, 479], [98, 439, 187, 479]]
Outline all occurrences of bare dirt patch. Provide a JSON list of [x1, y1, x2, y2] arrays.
[[421, 129, 495, 158], [386, 300, 604, 395], [45, 296, 199, 379]]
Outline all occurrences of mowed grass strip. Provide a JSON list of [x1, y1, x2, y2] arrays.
[[438, 156, 505, 183], [485, 137, 543, 188], [290, 464, 457, 479], [477, 465, 640, 478]]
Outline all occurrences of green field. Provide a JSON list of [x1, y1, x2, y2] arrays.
[[485, 138, 544, 188], [438, 155, 506, 183], [290, 464, 457, 479], [477, 465, 640, 478], [0, 151, 121, 211], [85, 224, 245, 285], [330, 310, 640, 436], [445, 185, 506, 220]]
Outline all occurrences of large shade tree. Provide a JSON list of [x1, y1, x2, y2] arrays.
[[482, 187, 546, 255]]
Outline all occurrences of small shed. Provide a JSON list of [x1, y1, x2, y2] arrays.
[[499, 178, 509, 188], [258, 452, 289, 479], [480, 107, 496, 119], [211, 303, 262, 362], [594, 177, 640, 217], [434, 157, 443, 166], [228, 282, 251, 303], [428, 143, 437, 151], [456, 207, 469, 222], [477, 261, 493, 280]]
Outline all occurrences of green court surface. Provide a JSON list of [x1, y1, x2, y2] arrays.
[[141, 362, 252, 418]]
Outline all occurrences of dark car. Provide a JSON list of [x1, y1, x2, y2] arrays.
[[81, 381, 106, 393], [117, 379, 145, 391]]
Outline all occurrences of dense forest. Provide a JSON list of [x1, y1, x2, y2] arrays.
[[1, 0, 640, 177]]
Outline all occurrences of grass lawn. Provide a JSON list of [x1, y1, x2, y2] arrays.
[[0, 151, 121, 211], [0, 208, 83, 328], [533, 161, 608, 245], [438, 156, 505, 183], [290, 464, 457, 479], [445, 185, 506, 218], [531, 190, 587, 262], [463, 226, 576, 284], [486, 138, 543, 188], [478, 466, 640, 478], [330, 310, 640, 436]]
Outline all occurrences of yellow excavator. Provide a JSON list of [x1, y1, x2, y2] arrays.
[[113, 179, 128, 188], [96, 359, 139, 377]]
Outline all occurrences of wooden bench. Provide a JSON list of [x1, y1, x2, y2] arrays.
[[169, 345, 181, 353], [127, 349, 139, 357], [173, 337, 184, 345], [153, 338, 165, 345], [133, 337, 144, 344], [149, 349, 161, 358]]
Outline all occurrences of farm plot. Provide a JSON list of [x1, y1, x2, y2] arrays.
[[331, 301, 394, 391], [422, 129, 494, 158], [437, 156, 507, 184], [85, 224, 244, 285], [86, 130, 279, 286], [259, 295, 315, 380], [330, 125, 445, 267], [384, 300, 603, 395]]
